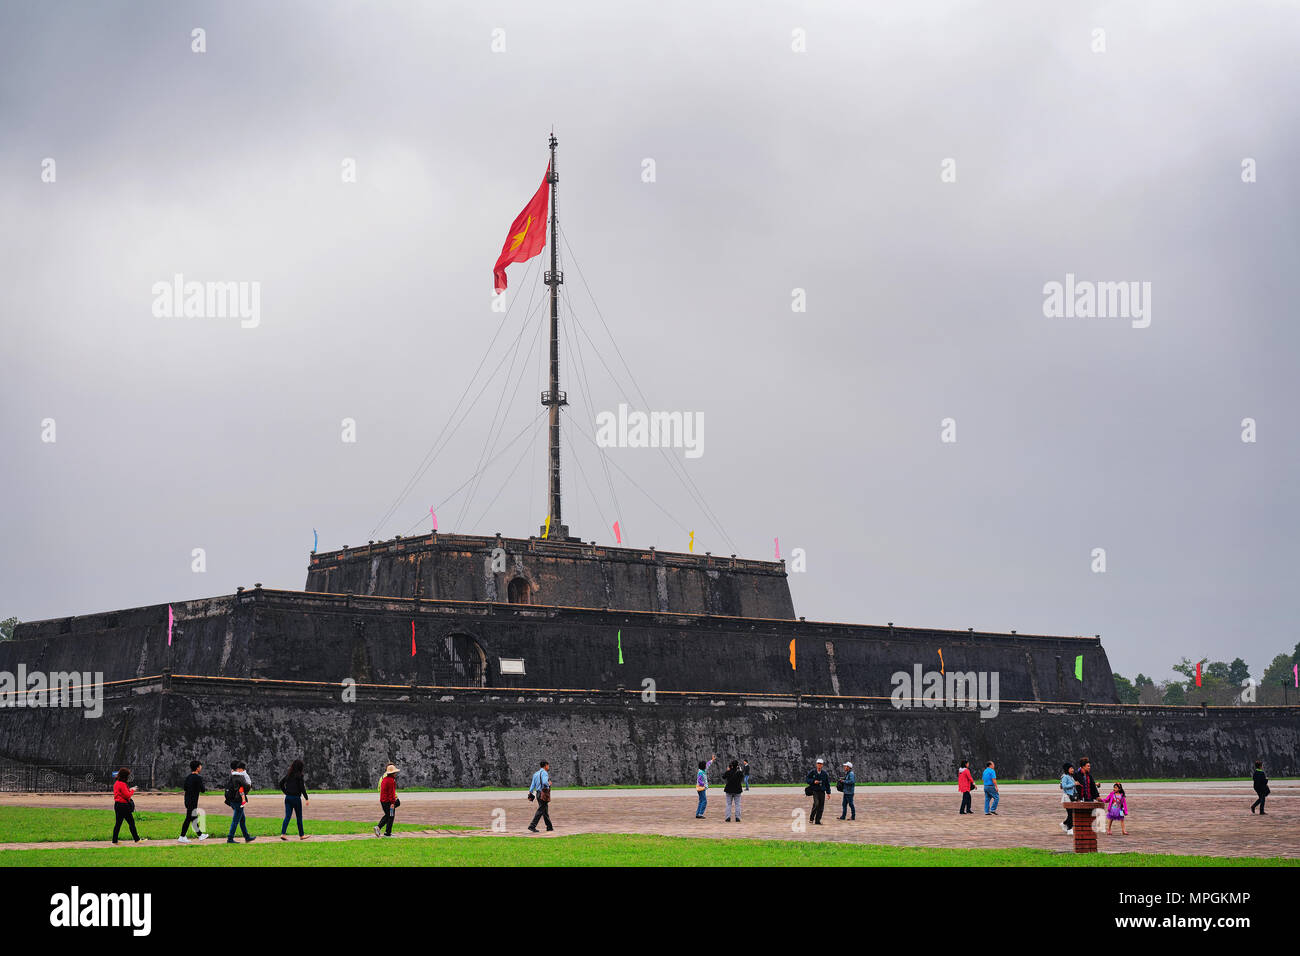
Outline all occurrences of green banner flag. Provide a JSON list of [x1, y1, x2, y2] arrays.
[[1075, 654, 1083, 681], [617, 629, 624, 665]]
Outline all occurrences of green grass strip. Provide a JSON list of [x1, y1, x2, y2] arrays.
[[0, 833, 1293, 867], [0, 806, 470, 844]]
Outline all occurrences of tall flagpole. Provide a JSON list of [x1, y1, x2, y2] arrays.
[[541, 132, 569, 540]]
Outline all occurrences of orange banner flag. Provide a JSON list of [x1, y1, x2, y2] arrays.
[[493, 164, 550, 292]]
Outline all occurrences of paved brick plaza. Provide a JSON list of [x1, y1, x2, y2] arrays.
[[0, 781, 1293, 858]]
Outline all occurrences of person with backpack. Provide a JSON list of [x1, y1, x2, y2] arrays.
[[111, 767, 145, 845], [721, 759, 745, 822], [957, 760, 976, 815], [178, 760, 209, 843], [278, 758, 310, 840], [527, 759, 553, 832], [838, 762, 856, 821], [1251, 760, 1270, 815], [374, 764, 400, 837], [806, 758, 831, 824], [225, 760, 256, 843]]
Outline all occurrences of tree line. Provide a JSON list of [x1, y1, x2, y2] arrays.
[[1113, 642, 1300, 706]]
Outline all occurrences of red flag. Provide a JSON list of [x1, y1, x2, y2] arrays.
[[493, 165, 550, 292], [1195, 660, 1201, 687], [411, 621, 416, 657]]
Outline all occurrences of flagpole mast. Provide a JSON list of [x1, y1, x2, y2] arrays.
[[541, 132, 568, 540]]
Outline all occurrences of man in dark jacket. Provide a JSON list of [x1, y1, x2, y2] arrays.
[[721, 760, 745, 822], [806, 758, 831, 825], [178, 760, 209, 843], [1251, 760, 1270, 814], [1075, 758, 1099, 801]]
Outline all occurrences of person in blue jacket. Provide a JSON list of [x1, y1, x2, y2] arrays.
[[838, 762, 857, 821]]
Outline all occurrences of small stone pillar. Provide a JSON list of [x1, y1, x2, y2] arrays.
[[1064, 801, 1105, 852]]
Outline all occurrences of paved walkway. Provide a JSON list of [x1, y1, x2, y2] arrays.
[[1, 782, 1294, 857]]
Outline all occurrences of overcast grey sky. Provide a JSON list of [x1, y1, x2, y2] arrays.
[[3, 1, 1298, 683]]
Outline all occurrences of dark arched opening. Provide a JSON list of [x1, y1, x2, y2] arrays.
[[507, 577, 532, 605], [442, 633, 488, 687]]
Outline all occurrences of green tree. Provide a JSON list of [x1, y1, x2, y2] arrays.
[[0, 617, 17, 641], [1162, 682, 1187, 705], [1112, 672, 1138, 704], [1227, 657, 1250, 684], [1260, 653, 1295, 704]]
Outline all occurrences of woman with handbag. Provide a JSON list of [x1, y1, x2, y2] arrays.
[[374, 764, 400, 837], [111, 767, 145, 844]]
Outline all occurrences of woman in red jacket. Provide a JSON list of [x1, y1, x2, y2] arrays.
[[373, 764, 399, 837], [112, 767, 145, 844], [957, 760, 976, 815]]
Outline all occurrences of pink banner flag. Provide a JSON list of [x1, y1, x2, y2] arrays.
[[167, 605, 174, 646], [613, 520, 621, 544]]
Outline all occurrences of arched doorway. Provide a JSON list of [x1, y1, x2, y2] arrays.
[[443, 633, 488, 687], [507, 577, 532, 605]]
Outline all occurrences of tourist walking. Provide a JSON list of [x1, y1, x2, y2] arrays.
[[743, 759, 751, 791], [278, 758, 310, 840], [1103, 782, 1128, 835], [111, 767, 145, 844], [374, 764, 400, 837], [722, 759, 745, 822], [694, 754, 716, 818], [957, 760, 976, 815], [838, 762, 856, 820], [225, 760, 255, 843], [806, 758, 831, 824], [982, 761, 999, 814], [527, 760, 553, 832], [1251, 760, 1270, 815], [1059, 762, 1076, 834], [178, 760, 209, 843]]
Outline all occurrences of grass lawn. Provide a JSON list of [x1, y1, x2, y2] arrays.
[[0, 807, 471, 844], [0, 833, 1294, 867]]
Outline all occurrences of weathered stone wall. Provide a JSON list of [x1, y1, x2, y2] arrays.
[[304, 533, 797, 619], [7, 589, 1118, 703], [1, 680, 1294, 789]]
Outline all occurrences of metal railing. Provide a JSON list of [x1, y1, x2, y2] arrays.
[[0, 759, 111, 793]]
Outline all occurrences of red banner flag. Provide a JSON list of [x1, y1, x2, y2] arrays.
[[493, 165, 550, 292], [411, 621, 416, 657]]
